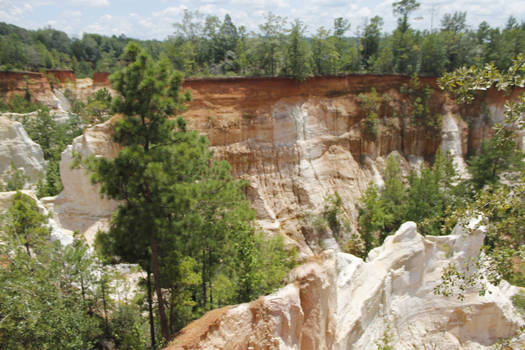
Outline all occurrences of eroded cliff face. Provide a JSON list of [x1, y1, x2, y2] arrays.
[[0, 71, 56, 106], [167, 222, 524, 350], [178, 76, 475, 255], [0, 71, 114, 115], [50, 75, 516, 255]]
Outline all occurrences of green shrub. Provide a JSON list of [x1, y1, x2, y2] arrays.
[[358, 88, 382, 140]]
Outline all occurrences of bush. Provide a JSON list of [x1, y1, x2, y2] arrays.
[[358, 88, 382, 140], [400, 74, 442, 129], [6, 94, 43, 113], [111, 304, 148, 350]]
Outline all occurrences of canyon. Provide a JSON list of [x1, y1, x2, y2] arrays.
[[1, 72, 524, 348], [51, 74, 521, 256]]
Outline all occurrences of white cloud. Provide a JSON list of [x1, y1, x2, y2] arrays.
[[62, 9, 83, 17], [0, 2, 33, 17], [70, 0, 109, 7], [315, 0, 349, 8]]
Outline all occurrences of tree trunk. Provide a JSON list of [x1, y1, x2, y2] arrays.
[[80, 275, 86, 306], [149, 235, 170, 342], [24, 241, 31, 257], [201, 249, 207, 308], [208, 248, 213, 306], [101, 281, 109, 336], [146, 268, 156, 350]]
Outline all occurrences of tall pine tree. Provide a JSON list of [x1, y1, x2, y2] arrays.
[[89, 42, 197, 342]]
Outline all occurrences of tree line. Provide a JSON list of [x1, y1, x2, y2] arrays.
[[1, 0, 525, 79]]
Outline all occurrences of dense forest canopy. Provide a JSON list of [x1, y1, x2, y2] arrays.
[[0, 8, 524, 79]]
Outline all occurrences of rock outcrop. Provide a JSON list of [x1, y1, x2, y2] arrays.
[[0, 115, 46, 187], [48, 118, 119, 242], [168, 222, 524, 350]]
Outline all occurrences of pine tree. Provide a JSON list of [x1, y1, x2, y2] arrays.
[[468, 131, 524, 190], [89, 42, 285, 343], [381, 155, 407, 236], [5, 191, 50, 256], [89, 42, 194, 342], [283, 19, 312, 81], [358, 183, 387, 254]]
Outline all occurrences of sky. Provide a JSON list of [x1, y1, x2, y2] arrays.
[[0, 0, 524, 40]]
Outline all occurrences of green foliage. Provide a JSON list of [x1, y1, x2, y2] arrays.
[[391, 27, 420, 75], [256, 13, 287, 76], [324, 192, 344, 236], [282, 19, 312, 81], [512, 291, 525, 316], [358, 152, 461, 255], [21, 108, 82, 162], [110, 304, 148, 350], [401, 75, 442, 129], [392, 0, 420, 33], [89, 42, 195, 341], [467, 131, 524, 190], [35, 161, 63, 197], [0, 194, 112, 349], [381, 155, 407, 233], [62, 88, 112, 124], [358, 154, 410, 254], [228, 232, 296, 304], [474, 184, 525, 287], [358, 88, 382, 139], [1, 94, 43, 113], [20, 108, 82, 197], [83, 88, 112, 124], [405, 152, 460, 236], [4, 191, 50, 255], [312, 27, 338, 76], [437, 50, 525, 296], [358, 183, 387, 255], [301, 193, 356, 254], [420, 32, 448, 75], [1, 11, 525, 77], [375, 323, 394, 350], [360, 16, 384, 69]]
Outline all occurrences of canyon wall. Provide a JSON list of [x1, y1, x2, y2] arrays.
[[48, 74, 517, 255], [2, 72, 518, 254], [0, 71, 114, 110], [0, 71, 57, 106], [178, 75, 481, 254]]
